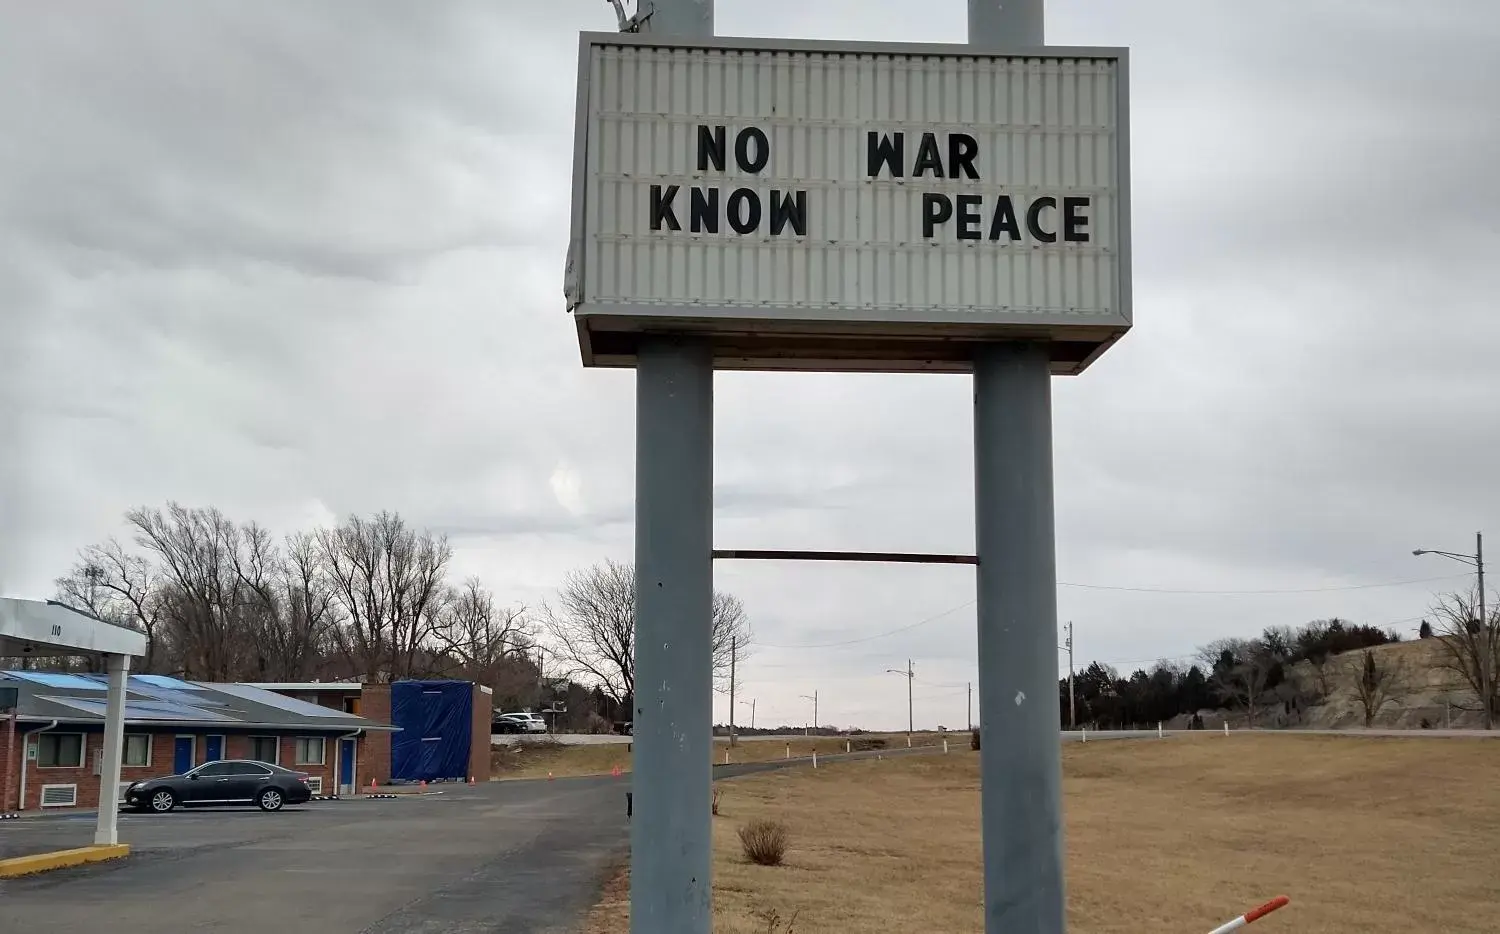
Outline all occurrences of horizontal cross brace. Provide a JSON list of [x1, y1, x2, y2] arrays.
[[711, 549, 978, 565]]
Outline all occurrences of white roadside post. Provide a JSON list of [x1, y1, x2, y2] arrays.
[[94, 652, 131, 845], [1205, 895, 1290, 934]]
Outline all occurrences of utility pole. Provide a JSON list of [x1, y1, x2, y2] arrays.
[[740, 698, 755, 731], [967, 682, 972, 732], [1479, 532, 1489, 729], [799, 691, 817, 735], [729, 636, 737, 746], [887, 661, 914, 737], [1414, 531, 1491, 729], [1066, 622, 1076, 730]]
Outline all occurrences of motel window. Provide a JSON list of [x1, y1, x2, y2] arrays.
[[123, 734, 151, 767], [38, 733, 85, 768], [248, 736, 280, 764], [294, 737, 325, 766]]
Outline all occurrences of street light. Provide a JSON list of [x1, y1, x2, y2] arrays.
[[1413, 532, 1490, 728], [887, 660, 914, 740], [799, 691, 817, 736]]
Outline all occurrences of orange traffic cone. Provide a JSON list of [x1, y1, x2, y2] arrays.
[[611, 764, 622, 778], [547, 771, 554, 781], [419, 779, 427, 790], [468, 775, 475, 785], [370, 778, 377, 792]]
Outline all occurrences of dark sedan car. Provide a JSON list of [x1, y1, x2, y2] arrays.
[[123, 759, 314, 813]]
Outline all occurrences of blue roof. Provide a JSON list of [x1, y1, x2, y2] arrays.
[[45, 697, 236, 722], [2, 671, 106, 690], [131, 674, 204, 691], [0, 670, 397, 732], [208, 683, 352, 718]]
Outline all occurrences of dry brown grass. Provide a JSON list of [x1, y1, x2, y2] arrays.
[[490, 732, 949, 780], [581, 734, 1500, 933]]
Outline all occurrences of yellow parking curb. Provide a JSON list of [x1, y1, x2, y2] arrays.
[[0, 844, 130, 878]]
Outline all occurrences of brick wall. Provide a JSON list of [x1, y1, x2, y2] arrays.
[[358, 684, 392, 787], [16, 731, 177, 811], [2, 714, 16, 812], [469, 684, 492, 782]]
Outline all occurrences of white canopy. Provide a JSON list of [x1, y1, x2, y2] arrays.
[[0, 597, 147, 659]]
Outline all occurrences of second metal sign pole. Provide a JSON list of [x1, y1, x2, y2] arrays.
[[969, 1, 1069, 933]]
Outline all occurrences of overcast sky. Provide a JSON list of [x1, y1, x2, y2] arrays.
[[3, 1, 1496, 731]]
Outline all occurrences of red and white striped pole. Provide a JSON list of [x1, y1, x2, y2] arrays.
[[1205, 895, 1290, 934]]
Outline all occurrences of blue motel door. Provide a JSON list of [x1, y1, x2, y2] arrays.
[[173, 736, 194, 774], [340, 738, 356, 793], [204, 735, 223, 762]]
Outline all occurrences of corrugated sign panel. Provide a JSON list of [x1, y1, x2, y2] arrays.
[[570, 36, 1128, 333]]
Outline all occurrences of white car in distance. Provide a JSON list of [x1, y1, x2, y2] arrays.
[[494, 711, 548, 734]]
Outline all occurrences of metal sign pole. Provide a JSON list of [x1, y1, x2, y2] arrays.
[[969, 2, 1069, 933], [628, 10, 717, 934]]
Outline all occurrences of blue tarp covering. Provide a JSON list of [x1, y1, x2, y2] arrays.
[[390, 680, 472, 782]]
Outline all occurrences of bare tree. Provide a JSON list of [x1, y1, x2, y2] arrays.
[[539, 559, 752, 706], [128, 503, 253, 681], [539, 559, 635, 705], [230, 526, 341, 681], [432, 576, 531, 686], [1199, 637, 1279, 727], [711, 590, 752, 690], [53, 539, 167, 672], [1428, 589, 1499, 729], [316, 511, 452, 682], [1351, 648, 1408, 727]]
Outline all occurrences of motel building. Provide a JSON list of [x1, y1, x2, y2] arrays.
[[1, 668, 398, 812]]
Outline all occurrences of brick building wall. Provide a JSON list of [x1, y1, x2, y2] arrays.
[[11, 732, 176, 812], [2, 714, 18, 812], [469, 683, 492, 783], [358, 684, 393, 787], [4, 728, 355, 811]]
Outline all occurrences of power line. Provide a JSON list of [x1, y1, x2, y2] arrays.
[[755, 574, 1466, 650], [757, 600, 975, 649], [1057, 573, 1467, 595]]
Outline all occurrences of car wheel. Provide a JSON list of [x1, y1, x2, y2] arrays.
[[257, 788, 284, 812], [149, 790, 176, 813]]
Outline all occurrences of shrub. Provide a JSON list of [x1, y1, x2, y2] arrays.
[[712, 788, 722, 816], [738, 819, 789, 866], [971, 728, 981, 750]]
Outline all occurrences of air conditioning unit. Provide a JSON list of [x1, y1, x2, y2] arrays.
[[40, 784, 79, 808], [305, 776, 323, 795], [117, 782, 132, 804]]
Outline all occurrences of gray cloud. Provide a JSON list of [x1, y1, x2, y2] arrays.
[[3, 0, 1496, 730]]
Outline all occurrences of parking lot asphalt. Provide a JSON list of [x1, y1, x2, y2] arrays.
[[0, 779, 628, 934]]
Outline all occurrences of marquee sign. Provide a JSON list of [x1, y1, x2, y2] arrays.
[[565, 33, 1131, 373]]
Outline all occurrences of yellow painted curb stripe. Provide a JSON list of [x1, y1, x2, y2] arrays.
[[0, 844, 130, 878]]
